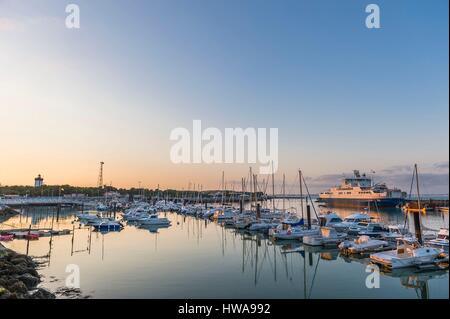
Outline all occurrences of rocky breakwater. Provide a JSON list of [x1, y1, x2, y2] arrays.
[[0, 243, 56, 299], [0, 206, 19, 223]]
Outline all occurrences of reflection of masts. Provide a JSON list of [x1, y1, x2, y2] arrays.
[[71, 224, 75, 256], [401, 276, 429, 299], [254, 238, 259, 286], [307, 252, 320, 299], [88, 227, 92, 255], [273, 244, 277, 282]]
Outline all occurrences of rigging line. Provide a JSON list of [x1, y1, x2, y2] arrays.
[[408, 167, 415, 200], [301, 175, 319, 219]]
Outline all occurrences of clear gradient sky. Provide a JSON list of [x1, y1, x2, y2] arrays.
[[0, 0, 448, 192]]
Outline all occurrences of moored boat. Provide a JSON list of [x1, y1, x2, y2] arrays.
[[370, 238, 444, 269], [339, 235, 390, 254], [319, 170, 405, 208], [303, 227, 347, 247], [135, 214, 171, 226], [425, 228, 449, 252]]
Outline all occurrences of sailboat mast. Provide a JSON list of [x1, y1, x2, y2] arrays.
[[282, 173, 286, 212], [413, 164, 423, 245], [299, 170, 304, 219], [272, 161, 275, 213], [221, 171, 225, 206], [415, 164, 422, 211]]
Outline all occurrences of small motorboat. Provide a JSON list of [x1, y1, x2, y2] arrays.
[[0, 234, 14, 241], [370, 238, 444, 269], [77, 211, 102, 223], [281, 215, 304, 226], [347, 221, 370, 236], [358, 223, 389, 238], [248, 220, 280, 232], [381, 225, 411, 242], [303, 227, 347, 247], [92, 221, 123, 232], [317, 212, 344, 228], [25, 233, 40, 240], [136, 214, 171, 226], [332, 213, 371, 232], [425, 228, 449, 252], [96, 203, 109, 211], [213, 208, 235, 221], [270, 224, 320, 241], [339, 235, 389, 254], [232, 216, 254, 229]]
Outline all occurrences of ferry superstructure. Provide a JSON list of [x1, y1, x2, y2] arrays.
[[319, 170, 405, 208]]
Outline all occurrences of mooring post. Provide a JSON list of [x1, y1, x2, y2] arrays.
[[256, 203, 261, 220], [306, 205, 311, 230], [413, 211, 423, 245], [56, 204, 60, 222], [25, 224, 31, 256]]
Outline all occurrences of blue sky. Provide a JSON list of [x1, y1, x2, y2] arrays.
[[0, 0, 448, 191]]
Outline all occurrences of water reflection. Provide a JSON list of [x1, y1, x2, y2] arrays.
[[0, 204, 448, 299]]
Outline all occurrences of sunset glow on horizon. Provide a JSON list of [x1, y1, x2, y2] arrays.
[[1, 0, 448, 193]]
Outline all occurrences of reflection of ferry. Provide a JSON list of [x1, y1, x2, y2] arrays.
[[319, 170, 405, 208]]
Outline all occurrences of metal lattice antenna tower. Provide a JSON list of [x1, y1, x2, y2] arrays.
[[97, 161, 104, 188]]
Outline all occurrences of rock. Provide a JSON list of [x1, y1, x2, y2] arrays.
[[0, 245, 54, 299], [16, 273, 40, 289], [8, 281, 28, 295], [30, 288, 56, 299], [10, 257, 29, 265]]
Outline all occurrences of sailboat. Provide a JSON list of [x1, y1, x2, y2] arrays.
[[270, 170, 322, 241], [370, 164, 445, 269]]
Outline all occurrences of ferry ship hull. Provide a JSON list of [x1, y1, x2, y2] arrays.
[[319, 198, 404, 208]]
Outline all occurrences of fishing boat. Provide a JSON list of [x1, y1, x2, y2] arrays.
[[370, 238, 444, 269], [319, 170, 405, 208], [339, 235, 390, 254], [303, 227, 347, 247], [135, 214, 171, 226], [425, 228, 449, 251], [437, 207, 449, 213], [332, 213, 372, 232]]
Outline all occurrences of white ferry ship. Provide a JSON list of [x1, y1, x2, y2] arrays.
[[319, 170, 405, 208]]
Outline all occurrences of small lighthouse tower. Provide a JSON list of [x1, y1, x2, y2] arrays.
[[34, 174, 44, 188]]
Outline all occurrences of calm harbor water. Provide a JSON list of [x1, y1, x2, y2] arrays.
[[1, 201, 448, 299]]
